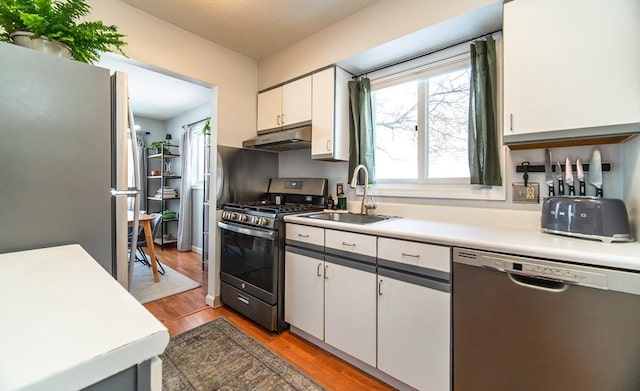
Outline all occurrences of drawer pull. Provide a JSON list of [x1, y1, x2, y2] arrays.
[[402, 252, 420, 258], [378, 279, 383, 296], [324, 265, 329, 279], [342, 242, 356, 247], [297, 233, 310, 238], [317, 263, 323, 277], [237, 294, 250, 305]]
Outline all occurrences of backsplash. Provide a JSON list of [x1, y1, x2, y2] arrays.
[[278, 141, 639, 234]]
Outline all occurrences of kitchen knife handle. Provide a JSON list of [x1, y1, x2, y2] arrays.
[[548, 186, 555, 197], [579, 181, 586, 196], [596, 187, 603, 197], [558, 179, 564, 196], [568, 184, 575, 196]]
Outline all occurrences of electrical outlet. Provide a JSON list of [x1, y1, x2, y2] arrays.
[[512, 183, 540, 203]]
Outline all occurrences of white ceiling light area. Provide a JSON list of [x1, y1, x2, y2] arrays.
[[97, 53, 212, 121]]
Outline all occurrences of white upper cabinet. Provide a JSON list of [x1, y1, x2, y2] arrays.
[[503, 0, 640, 143], [256, 88, 282, 132], [282, 77, 312, 127], [312, 67, 351, 161], [257, 76, 311, 132]]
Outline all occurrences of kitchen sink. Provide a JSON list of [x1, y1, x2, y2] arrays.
[[303, 212, 400, 225]]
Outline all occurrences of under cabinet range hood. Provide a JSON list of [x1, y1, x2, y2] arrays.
[[242, 125, 311, 152]]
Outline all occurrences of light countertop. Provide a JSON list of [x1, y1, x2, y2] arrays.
[[0, 245, 169, 391], [284, 214, 640, 271]]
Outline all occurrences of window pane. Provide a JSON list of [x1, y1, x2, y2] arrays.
[[191, 131, 205, 185], [426, 68, 470, 178], [373, 81, 418, 180]]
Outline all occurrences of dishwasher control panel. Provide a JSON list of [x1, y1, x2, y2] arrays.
[[507, 260, 607, 288], [455, 248, 609, 289]]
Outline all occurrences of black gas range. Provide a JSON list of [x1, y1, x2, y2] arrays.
[[218, 178, 328, 332]]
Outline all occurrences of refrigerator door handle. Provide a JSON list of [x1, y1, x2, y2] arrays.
[[110, 188, 141, 196]]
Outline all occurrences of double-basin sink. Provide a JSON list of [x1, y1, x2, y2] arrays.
[[303, 212, 400, 225]]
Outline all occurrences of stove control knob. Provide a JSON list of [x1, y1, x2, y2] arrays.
[[229, 213, 237, 220], [222, 211, 229, 219], [259, 218, 270, 226], [239, 214, 248, 222], [251, 216, 259, 225]]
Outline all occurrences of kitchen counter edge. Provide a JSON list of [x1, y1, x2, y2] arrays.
[[284, 214, 640, 271]]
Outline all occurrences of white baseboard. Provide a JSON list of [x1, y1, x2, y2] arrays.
[[206, 294, 221, 308], [191, 245, 202, 254]]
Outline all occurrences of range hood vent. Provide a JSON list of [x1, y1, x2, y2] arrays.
[[242, 125, 311, 152]]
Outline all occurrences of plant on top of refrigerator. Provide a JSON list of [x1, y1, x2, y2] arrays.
[[0, 0, 127, 63]]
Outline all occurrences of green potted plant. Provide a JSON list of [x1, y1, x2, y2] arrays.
[[149, 141, 169, 155], [202, 117, 211, 134], [0, 0, 126, 63]]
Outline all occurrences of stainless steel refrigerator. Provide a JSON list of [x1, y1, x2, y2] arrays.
[[0, 43, 141, 289]]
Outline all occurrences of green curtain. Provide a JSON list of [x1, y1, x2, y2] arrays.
[[348, 77, 376, 184], [468, 37, 502, 186]]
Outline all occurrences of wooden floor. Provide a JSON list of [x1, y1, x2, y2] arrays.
[[143, 247, 394, 391]]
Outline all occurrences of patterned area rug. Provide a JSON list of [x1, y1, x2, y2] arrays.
[[161, 317, 325, 391]]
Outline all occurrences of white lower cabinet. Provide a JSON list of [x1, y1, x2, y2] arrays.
[[285, 224, 452, 390], [324, 259, 377, 367], [285, 247, 377, 367], [377, 275, 451, 391], [284, 250, 324, 340]]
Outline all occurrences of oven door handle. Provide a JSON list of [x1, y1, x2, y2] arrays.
[[218, 221, 275, 241]]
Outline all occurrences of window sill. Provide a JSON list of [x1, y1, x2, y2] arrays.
[[361, 183, 506, 201]]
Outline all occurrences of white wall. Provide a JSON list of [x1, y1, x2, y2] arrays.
[[134, 116, 165, 140], [258, 0, 495, 89], [86, 0, 257, 148]]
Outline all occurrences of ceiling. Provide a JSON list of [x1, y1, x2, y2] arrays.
[[118, 0, 378, 60], [98, 0, 379, 122], [97, 53, 213, 121]]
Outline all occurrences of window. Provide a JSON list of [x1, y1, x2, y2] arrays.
[[190, 128, 206, 187], [372, 56, 470, 183]]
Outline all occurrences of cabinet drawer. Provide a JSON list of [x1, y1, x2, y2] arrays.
[[325, 230, 376, 259], [286, 224, 324, 247], [378, 237, 450, 273]]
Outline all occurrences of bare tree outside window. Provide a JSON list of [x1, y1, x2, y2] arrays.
[[373, 66, 470, 181]]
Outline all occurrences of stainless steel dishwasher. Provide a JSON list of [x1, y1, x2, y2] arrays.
[[453, 247, 640, 391]]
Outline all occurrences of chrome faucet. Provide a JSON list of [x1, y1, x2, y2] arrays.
[[350, 164, 377, 215]]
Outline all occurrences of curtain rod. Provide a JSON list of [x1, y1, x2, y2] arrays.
[[353, 29, 501, 79], [183, 117, 209, 129]]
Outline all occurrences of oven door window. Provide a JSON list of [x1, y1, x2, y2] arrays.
[[220, 225, 277, 295]]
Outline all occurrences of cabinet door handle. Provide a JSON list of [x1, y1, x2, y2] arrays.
[[402, 252, 420, 258], [326, 139, 331, 151], [378, 279, 383, 296], [297, 233, 310, 238], [324, 265, 329, 279], [317, 263, 323, 277], [342, 241, 356, 247], [281, 113, 285, 124], [510, 113, 513, 132], [276, 115, 281, 125]]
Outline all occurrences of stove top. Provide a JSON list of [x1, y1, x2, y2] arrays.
[[220, 177, 328, 229], [224, 201, 323, 216]]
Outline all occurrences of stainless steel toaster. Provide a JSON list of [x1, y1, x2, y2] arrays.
[[541, 197, 633, 243]]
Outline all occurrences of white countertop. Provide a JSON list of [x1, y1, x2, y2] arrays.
[[284, 214, 640, 271], [0, 245, 169, 391]]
